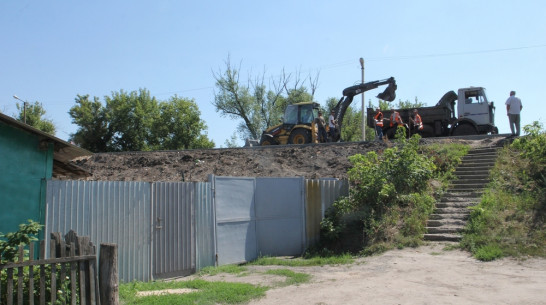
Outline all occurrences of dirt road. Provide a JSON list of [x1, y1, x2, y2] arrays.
[[234, 243, 546, 305]]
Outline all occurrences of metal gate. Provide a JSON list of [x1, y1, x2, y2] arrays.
[[213, 176, 305, 266], [152, 182, 195, 279], [213, 177, 257, 265]]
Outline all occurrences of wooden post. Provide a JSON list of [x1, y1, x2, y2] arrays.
[[99, 243, 119, 305]]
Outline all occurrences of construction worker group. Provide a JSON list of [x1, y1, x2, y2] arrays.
[[373, 108, 424, 140]]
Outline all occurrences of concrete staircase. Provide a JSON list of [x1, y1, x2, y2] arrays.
[[424, 147, 500, 242]]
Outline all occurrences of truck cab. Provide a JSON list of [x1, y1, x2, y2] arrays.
[[455, 87, 497, 135], [457, 87, 495, 126]]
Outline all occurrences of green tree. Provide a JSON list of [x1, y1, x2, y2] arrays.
[[69, 95, 110, 152], [152, 95, 214, 150], [15, 101, 56, 135], [212, 56, 318, 141], [395, 97, 425, 109], [69, 89, 213, 152]]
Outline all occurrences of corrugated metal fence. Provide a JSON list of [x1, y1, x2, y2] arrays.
[[45, 177, 348, 282]]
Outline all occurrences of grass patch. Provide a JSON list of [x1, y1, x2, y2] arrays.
[[120, 279, 267, 305], [198, 264, 247, 276], [474, 244, 504, 261], [248, 253, 353, 267], [264, 269, 311, 286]]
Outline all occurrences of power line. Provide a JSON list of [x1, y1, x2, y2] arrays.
[[315, 43, 546, 70]]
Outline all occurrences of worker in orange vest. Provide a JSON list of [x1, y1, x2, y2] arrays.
[[390, 110, 404, 127], [374, 107, 384, 140], [410, 109, 424, 134]]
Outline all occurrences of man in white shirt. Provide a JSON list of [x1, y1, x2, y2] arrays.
[[328, 110, 337, 141], [505, 91, 523, 136]]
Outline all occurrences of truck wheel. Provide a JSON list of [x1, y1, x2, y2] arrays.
[[492, 127, 499, 134], [452, 124, 477, 136], [289, 129, 311, 144], [259, 135, 276, 146]]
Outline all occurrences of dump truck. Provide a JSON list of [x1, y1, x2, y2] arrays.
[[366, 86, 498, 138]]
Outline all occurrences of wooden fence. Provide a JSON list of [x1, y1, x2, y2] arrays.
[[1, 231, 101, 305]]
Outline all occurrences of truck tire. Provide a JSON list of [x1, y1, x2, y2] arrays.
[[452, 123, 477, 136], [289, 129, 311, 144]]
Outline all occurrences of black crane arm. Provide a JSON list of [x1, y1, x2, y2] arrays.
[[331, 77, 397, 141]]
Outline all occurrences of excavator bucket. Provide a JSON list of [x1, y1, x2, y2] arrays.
[[376, 82, 397, 102]]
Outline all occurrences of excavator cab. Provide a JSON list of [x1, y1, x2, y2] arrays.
[[259, 102, 320, 145]]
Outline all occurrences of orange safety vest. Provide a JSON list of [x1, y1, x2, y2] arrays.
[[374, 111, 384, 127], [390, 111, 403, 127], [414, 114, 423, 130]]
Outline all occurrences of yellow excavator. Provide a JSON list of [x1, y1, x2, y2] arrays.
[[259, 77, 397, 145], [259, 102, 321, 145]]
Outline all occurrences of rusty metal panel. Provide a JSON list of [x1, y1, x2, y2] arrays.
[[319, 179, 349, 218], [45, 180, 152, 282], [152, 182, 195, 279], [304, 179, 349, 248], [305, 180, 322, 247]]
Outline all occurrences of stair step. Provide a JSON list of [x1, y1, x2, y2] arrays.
[[423, 233, 461, 242], [462, 156, 497, 163], [429, 213, 469, 220], [451, 184, 489, 190], [426, 226, 465, 234], [453, 178, 490, 184], [436, 202, 474, 208], [455, 167, 494, 173], [466, 148, 500, 154], [457, 161, 495, 170], [434, 207, 471, 215], [456, 174, 490, 180], [440, 194, 479, 201], [427, 219, 467, 227]]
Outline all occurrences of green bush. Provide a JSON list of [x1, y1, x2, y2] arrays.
[[320, 133, 468, 255], [1, 220, 78, 304], [0, 220, 42, 264]]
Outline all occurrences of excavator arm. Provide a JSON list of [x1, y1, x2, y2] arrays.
[[331, 77, 397, 141]]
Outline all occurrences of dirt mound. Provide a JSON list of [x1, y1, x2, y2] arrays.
[[72, 137, 507, 182]]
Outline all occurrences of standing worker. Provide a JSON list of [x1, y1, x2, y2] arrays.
[[328, 110, 337, 141], [505, 91, 523, 136], [373, 107, 384, 140], [390, 110, 404, 127], [315, 111, 328, 143], [409, 109, 424, 135]]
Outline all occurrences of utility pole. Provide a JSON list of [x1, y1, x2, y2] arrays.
[[359, 58, 365, 141], [13, 95, 28, 124]]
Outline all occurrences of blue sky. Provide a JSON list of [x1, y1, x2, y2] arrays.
[[1, 0, 545, 147]]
